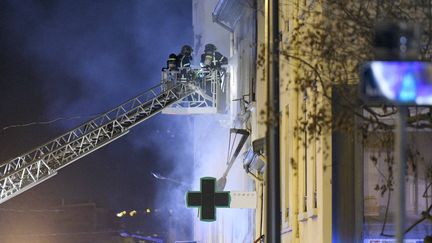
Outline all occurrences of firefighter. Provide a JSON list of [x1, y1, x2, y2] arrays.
[[167, 53, 178, 71], [161, 53, 178, 89], [176, 45, 194, 81], [200, 43, 228, 69], [162, 53, 178, 71], [177, 45, 193, 68], [200, 44, 228, 92]]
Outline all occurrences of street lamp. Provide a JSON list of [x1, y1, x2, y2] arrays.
[[362, 61, 432, 105], [361, 22, 430, 243]]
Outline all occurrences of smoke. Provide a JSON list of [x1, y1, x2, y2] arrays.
[[1, 0, 254, 241], [0, 0, 199, 240], [185, 0, 256, 240], [5, 0, 192, 116], [189, 115, 253, 242]]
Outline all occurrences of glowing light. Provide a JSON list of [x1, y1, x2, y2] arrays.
[[369, 61, 432, 105], [364, 239, 423, 243], [146, 208, 151, 213], [129, 210, 137, 216], [399, 73, 416, 102], [116, 211, 126, 218]]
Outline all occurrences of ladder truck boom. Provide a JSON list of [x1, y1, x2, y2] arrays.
[[0, 81, 195, 204]]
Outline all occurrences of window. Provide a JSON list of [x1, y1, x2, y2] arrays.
[[303, 89, 308, 213], [283, 104, 290, 225], [312, 83, 318, 209]]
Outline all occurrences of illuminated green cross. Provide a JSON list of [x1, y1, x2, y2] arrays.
[[186, 177, 231, 222]]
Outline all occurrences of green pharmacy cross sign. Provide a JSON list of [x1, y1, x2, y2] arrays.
[[186, 177, 231, 222]]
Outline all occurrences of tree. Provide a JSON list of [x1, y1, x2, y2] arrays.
[[276, 0, 432, 239]]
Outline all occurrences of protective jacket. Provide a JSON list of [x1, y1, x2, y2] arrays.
[[200, 51, 228, 68], [177, 54, 192, 68]]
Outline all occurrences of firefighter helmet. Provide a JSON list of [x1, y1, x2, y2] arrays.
[[181, 45, 193, 56], [168, 53, 177, 61], [204, 43, 217, 52]]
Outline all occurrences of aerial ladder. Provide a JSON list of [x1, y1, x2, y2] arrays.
[[0, 68, 227, 204]]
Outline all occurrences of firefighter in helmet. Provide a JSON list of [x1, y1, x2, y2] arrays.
[[177, 45, 193, 68], [161, 53, 179, 88], [176, 45, 194, 81], [162, 53, 178, 71], [200, 43, 228, 69]]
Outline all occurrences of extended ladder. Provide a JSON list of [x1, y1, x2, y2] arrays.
[[0, 81, 195, 204]]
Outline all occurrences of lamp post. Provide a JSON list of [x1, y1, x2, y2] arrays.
[[266, 0, 281, 242], [361, 22, 424, 243]]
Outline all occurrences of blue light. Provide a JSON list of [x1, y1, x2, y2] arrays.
[[398, 73, 416, 102], [368, 61, 432, 105], [364, 239, 424, 243]]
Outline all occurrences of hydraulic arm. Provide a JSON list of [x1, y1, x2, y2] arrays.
[[0, 81, 195, 204]]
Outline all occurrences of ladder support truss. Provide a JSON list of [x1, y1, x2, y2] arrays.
[[0, 82, 195, 204]]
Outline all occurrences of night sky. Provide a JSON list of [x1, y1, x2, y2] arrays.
[[0, 0, 194, 215]]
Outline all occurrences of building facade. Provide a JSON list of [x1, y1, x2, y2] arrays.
[[190, 0, 333, 242], [191, 0, 432, 242]]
